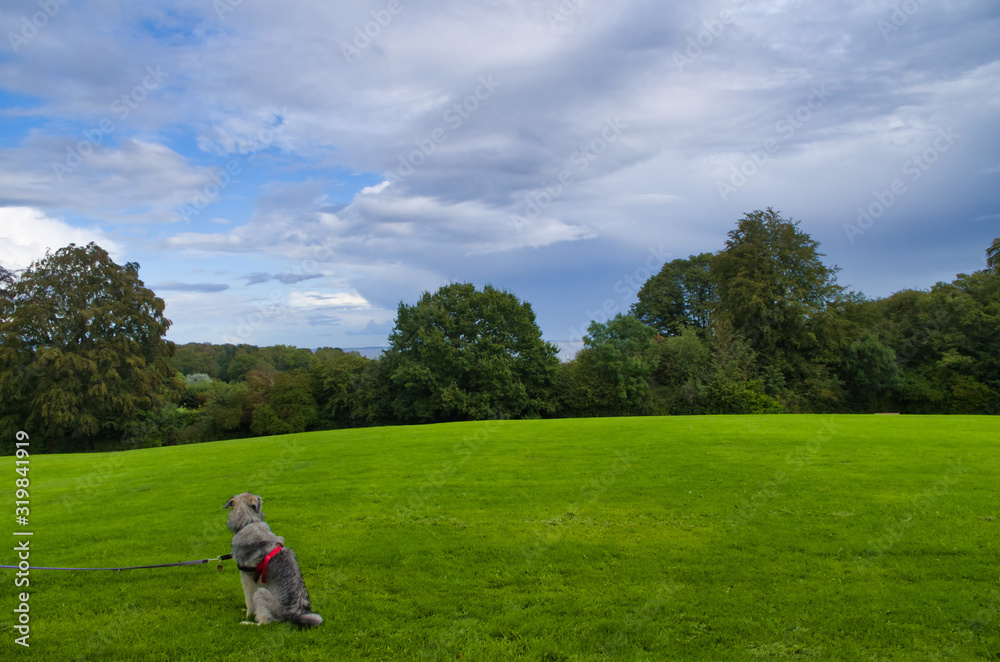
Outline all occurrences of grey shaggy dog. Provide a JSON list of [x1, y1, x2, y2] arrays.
[[223, 493, 322, 627]]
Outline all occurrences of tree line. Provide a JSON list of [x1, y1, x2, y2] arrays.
[[2, 209, 997, 453]]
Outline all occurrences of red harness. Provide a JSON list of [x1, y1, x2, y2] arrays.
[[254, 544, 283, 583]]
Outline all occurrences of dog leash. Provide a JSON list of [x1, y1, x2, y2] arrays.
[[0, 554, 234, 572]]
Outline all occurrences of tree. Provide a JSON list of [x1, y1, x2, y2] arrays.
[[0, 243, 183, 451], [383, 283, 559, 423], [259, 344, 313, 373], [988, 237, 1000, 272], [649, 321, 782, 415], [573, 314, 658, 415], [699, 318, 783, 414], [170, 342, 228, 379], [204, 381, 256, 435], [351, 355, 394, 426], [849, 264, 1000, 415], [223, 346, 273, 382], [0, 265, 17, 326], [179, 373, 214, 409], [556, 351, 610, 417], [923, 272, 1000, 413], [712, 208, 843, 367], [251, 369, 318, 436], [839, 335, 901, 411], [650, 328, 711, 404], [311, 348, 370, 428], [631, 253, 716, 336]]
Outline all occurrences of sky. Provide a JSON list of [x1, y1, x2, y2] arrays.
[[0, 0, 997, 358]]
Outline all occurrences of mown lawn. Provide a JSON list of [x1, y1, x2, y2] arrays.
[[2, 415, 999, 660]]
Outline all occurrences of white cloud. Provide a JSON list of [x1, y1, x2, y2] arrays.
[[2, 0, 998, 348], [0, 207, 123, 269], [360, 181, 390, 195]]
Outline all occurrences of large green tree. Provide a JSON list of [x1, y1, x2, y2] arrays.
[[631, 253, 716, 336], [310, 348, 370, 428], [988, 237, 1000, 272], [712, 208, 843, 368], [567, 314, 658, 416], [383, 283, 559, 423], [0, 243, 182, 451]]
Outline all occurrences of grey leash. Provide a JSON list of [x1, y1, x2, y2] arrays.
[[0, 554, 233, 571]]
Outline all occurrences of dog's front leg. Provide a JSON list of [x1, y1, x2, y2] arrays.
[[240, 572, 257, 617]]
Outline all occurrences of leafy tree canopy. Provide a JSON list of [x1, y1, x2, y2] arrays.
[[0, 243, 182, 450], [311, 349, 371, 429], [578, 313, 658, 415], [631, 253, 715, 336], [712, 208, 843, 364], [383, 283, 559, 423]]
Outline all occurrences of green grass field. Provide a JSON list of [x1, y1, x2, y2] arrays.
[[2, 415, 999, 661]]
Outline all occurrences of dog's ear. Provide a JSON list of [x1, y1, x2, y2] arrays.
[[252, 495, 262, 513], [223, 497, 235, 509]]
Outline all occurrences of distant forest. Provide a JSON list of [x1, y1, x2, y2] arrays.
[[2, 209, 998, 453]]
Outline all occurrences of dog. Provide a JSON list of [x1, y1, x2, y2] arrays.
[[223, 493, 322, 627]]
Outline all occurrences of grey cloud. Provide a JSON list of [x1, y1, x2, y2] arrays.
[[244, 272, 272, 285], [243, 271, 324, 285], [306, 315, 342, 327]]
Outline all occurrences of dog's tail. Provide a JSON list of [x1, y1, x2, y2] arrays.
[[290, 612, 323, 628]]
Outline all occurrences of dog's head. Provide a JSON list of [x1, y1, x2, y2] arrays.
[[223, 492, 264, 533]]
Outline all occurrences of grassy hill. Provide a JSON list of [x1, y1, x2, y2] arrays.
[[3, 415, 999, 660]]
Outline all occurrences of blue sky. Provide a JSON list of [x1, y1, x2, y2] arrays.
[[1, 0, 998, 356]]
